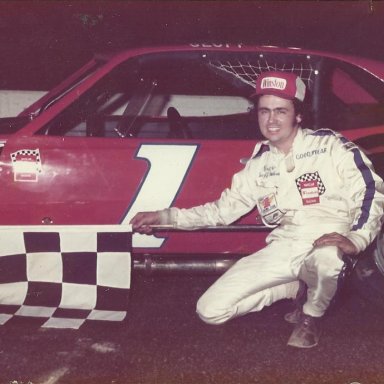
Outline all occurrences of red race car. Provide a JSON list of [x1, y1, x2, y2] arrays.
[[0, 44, 383, 282]]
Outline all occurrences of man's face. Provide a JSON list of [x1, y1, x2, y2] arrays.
[[257, 95, 302, 154]]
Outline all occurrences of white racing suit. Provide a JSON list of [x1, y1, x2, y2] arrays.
[[160, 128, 384, 322]]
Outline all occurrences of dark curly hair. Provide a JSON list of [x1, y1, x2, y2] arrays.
[[250, 93, 314, 128]]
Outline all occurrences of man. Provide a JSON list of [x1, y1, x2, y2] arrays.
[[130, 71, 384, 348]]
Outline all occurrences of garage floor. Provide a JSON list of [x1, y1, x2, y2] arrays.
[[1, 273, 383, 384]]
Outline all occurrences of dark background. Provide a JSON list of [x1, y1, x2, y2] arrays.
[[0, 0, 384, 90]]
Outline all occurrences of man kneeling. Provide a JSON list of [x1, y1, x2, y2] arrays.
[[131, 71, 384, 348]]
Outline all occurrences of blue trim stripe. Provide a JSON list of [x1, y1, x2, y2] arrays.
[[253, 143, 270, 158], [337, 134, 375, 230], [350, 148, 376, 230], [313, 129, 375, 230], [312, 128, 334, 137]]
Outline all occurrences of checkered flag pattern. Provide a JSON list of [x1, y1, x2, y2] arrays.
[[10, 149, 42, 169], [0, 225, 132, 329], [295, 171, 326, 195], [10, 149, 41, 161]]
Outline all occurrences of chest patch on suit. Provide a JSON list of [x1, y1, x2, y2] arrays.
[[258, 193, 285, 225], [295, 171, 326, 205]]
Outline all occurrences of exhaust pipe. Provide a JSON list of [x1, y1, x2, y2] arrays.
[[133, 254, 242, 275]]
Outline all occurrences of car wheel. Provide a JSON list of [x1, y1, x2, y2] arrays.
[[351, 228, 384, 308]]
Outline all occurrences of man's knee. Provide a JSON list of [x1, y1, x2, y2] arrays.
[[196, 295, 234, 325], [317, 256, 343, 281], [309, 249, 344, 280]]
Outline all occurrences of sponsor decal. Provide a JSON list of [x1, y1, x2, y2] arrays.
[[295, 171, 325, 205], [261, 77, 287, 90], [259, 193, 277, 213], [258, 192, 285, 226], [10, 149, 42, 182], [263, 209, 285, 225], [295, 148, 327, 159]]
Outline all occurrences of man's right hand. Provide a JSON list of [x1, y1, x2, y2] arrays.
[[129, 211, 162, 234]]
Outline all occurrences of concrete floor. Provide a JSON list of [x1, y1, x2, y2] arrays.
[[1, 273, 383, 384]]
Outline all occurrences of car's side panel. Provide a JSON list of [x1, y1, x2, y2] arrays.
[[1, 45, 384, 257], [0, 134, 267, 254]]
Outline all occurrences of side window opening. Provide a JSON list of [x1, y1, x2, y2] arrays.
[[36, 55, 259, 140], [317, 60, 384, 178], [36, 61, 141, 137], [320, 61, 384, 131], [36, 51, 321, 141]]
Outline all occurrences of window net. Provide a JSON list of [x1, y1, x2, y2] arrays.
[[208, 56, 319, 92]]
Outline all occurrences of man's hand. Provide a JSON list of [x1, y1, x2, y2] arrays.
[[130, 211, 161, 234], [313, 232, 358, 255]]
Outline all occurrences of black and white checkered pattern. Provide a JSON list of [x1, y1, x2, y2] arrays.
[[0, 225, 132, 329], [10, 149, 42, 172], [295, 171, 326, 195], [10, 149, 41, 162]]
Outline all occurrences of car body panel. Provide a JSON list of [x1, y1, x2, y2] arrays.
[[0, 44, 383, 256]]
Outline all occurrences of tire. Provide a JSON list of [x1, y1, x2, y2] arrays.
[[351, 230, 384, 308]]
